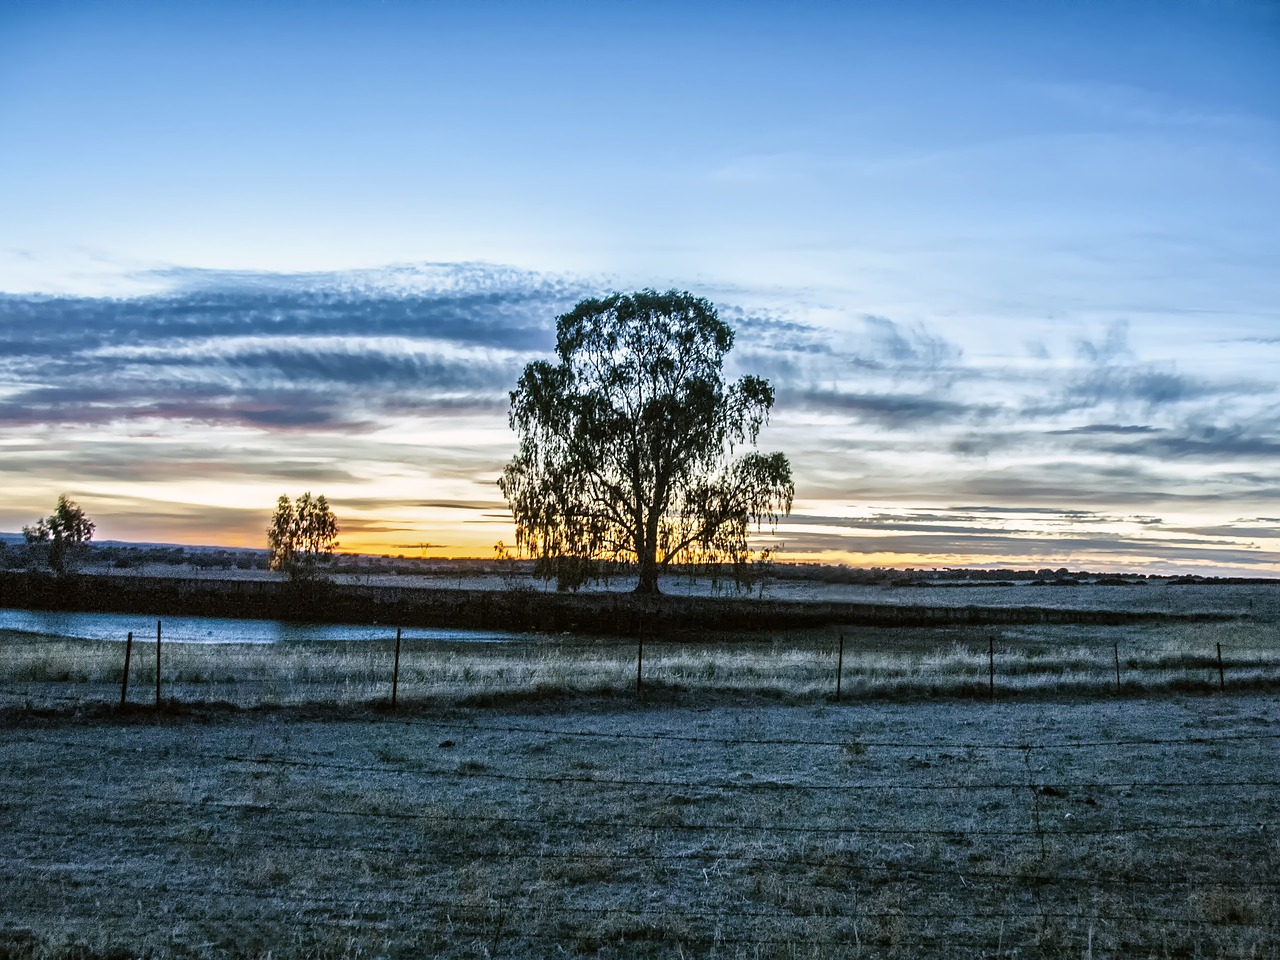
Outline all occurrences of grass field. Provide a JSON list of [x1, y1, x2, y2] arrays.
[[3, 596, 1279, 958], [2, 694, 1278, 959]]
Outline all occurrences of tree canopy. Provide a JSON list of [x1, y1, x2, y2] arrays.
[[23, 494, 96, 573], [267, 492, 340, 580], [499, 290, 793, 594]]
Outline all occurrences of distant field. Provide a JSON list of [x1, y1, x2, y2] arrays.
[[53, 560, 1280, 619]]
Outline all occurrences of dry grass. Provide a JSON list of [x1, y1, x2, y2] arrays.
[[2, 618, 1278, 711], [2, 695, 1277, 959]]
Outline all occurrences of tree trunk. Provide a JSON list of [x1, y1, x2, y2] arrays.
[[634, 543, 661, 595], [635, 563, 661, 595], [634, 507, 662, 595], [48, 540, 65, 575]]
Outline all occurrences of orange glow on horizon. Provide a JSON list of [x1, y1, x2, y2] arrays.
[[8, 489, 1277, 578], [86, 526, 1279, 578]]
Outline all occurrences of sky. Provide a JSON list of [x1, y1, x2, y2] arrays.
[[1, 0, 1278, 574]]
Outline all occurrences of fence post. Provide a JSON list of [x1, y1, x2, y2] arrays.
[[1113, 641, 1121, 692], [120, 631, 133, 707], [835, 633, 844, 702], [636, 635, 644, 693], [155, 620, 162, 708], [988, 637, 995, 700], [1217, 642, 1225, 691], [391, 627, 402, 709]]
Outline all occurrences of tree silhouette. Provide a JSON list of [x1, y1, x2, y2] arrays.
[[500, 290, 793, 594], [23, 494, 96, 574], [267, 493, 339, 580]]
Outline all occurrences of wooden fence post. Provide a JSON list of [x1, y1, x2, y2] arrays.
[[120, 631, 133, 707], [1113, 641, 1121, 692], [835, 633, 844, 702], [391, 627, 402, 709], [155, 620, 162, 708], [988, 636, 995, 700], [1217, 642, 1225, 691]]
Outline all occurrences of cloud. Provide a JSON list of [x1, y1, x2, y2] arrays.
[[782, 508, 1217, 544], [726, 311, 966, 389], [1064, 368, 1217, 410], [4, 260, 1280, 570], [771, 504, 1276, 567], [0, 265, 578, 431], [0, 261, 580, 357], [724, 307, 840, 357], [0, 439, 368, 485], [776, 529, 1277, 568], [1, 275, 987, 442], [862, 315, 960, 369], [1104, 425, 1280, 461], [1170, 523, 1278, 539], [1008, 319, 1265, 420], [1050, 423, 1159, 435], [410, 500, 509, 512], [1019, 360, 1261, 422], [335, 518, 431, 537], [1075, 321, 1133, 365], [953, 461, 1280, 507], [785, 389, 992, 428]]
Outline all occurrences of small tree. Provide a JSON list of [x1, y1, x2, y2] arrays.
[[23, 495, 96, 573], [267, 493, 340, 580], [499, 290, 793, 594]]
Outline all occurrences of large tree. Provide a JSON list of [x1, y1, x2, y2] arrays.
[[499, 290, 793, 594], [267, 492, 340, 580], [23, 494, 96, 574]]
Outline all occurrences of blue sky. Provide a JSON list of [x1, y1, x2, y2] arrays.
[[2, 1, 1278, 572]]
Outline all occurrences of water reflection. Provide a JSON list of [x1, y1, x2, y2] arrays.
[[0, 608, 523, 644]]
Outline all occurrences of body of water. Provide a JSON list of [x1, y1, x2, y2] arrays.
[[0, 608, 524, 644]]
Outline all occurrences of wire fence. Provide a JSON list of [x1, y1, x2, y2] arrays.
[[3, 618, 1279, 713]]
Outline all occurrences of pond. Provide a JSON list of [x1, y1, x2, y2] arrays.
[[0, 607, 525, 645]]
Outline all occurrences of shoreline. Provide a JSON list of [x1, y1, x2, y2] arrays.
[[0, 570, 1239, 634]]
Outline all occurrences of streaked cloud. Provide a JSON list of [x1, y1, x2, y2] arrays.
[[0, 265, 581, 435], [786, 390, 990, 428], [1, 261, 1278, 573]]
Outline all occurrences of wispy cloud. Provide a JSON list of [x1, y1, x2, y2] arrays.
[[2, 261, 1279, 571], [0, 265, 583, 432], [786, 390, 991, 428]]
